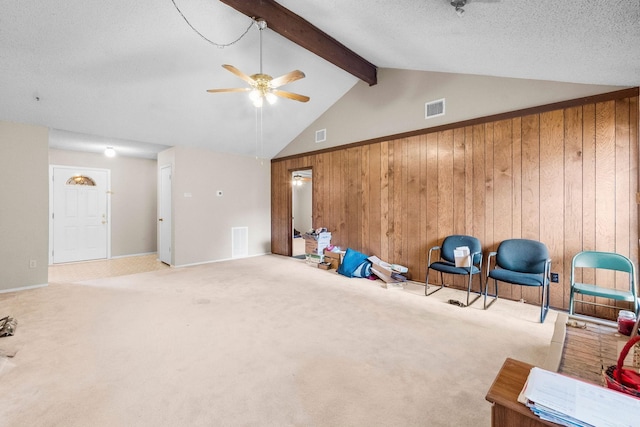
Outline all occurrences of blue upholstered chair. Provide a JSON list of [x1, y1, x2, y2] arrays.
[[569, 251, 638, 317], [485, 239, 552, 323], [425, 235, 483, 307]]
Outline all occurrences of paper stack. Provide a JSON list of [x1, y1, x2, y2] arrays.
[[453, 246, 471, 267], [518, 367, 640, 427]]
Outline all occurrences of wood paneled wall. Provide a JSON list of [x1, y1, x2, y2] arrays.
[[272, 89, 639, 315]]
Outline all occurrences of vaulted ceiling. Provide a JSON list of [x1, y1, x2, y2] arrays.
[[1, 0, 638, 159]]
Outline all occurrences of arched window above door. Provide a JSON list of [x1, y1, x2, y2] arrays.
[[66, 175, 96, 186]]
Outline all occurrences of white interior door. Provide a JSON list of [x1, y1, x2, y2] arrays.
[[52, 167, 109, 263], [159, 165, 172, 265]]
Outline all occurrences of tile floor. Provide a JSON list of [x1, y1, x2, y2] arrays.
[[48, 254, 170, 283]]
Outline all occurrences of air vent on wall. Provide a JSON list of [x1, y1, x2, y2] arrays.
[[231, 227, 248, 259], [425, 98, 445, 119], [315, 129, 326, 143]]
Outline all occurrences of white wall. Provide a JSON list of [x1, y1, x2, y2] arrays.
[[277, 68, 625, 158], [49, 149, 157, 257], [0, 121, 49, 292], [158, 146, 271, 267]]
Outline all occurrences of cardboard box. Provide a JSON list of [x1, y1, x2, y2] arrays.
[[305, 239, 318, 254], [317, 262, 331, 270], [368, 255, 403, 283], [367, 255, 408, 284], [323, 249, 343, 270], [302, 231, 332, 242], [316, 232, 332, 245], [305, 254, 324, 264], [303, 232, 332, 255]]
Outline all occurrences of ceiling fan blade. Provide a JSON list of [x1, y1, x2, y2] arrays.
[[270, 70, 306, 88], [272, 89, 310, 103], [206, 88, 251, 93], [222, 64, 255, 85]]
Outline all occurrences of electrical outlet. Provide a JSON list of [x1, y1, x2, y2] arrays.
[[550, 272, 559, 283], [29, 259, 37, 268]]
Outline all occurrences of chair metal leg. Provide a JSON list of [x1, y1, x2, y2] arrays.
[[568, 288, 575, 315], [425, 267, 444, 296], [539, 282, 551, 323], [484, 278, 499, 309], [465, 273, 482, 307]]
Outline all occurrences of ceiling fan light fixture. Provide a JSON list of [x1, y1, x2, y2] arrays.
[[252, 96, 263, 108], [249, 89, 261, 101], [265, 91, 277, 105], [104, 146, 116, 157]]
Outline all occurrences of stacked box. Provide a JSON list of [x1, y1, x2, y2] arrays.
[[302, 232, 332, 255], [305, 253, 324, 265], [323, 249, 343, 270]]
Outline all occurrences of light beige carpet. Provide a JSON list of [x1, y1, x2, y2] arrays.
[[0, 255, 557, 426]]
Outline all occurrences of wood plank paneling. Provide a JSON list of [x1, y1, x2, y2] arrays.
[[380, 141, 390, 262], [270, 91, 639, 317], [595, 101, 617, 318], [540, 110, 565, 309], [630, 96, 639, 268], [511, 118, 522, 241], [472, 125, 486, 249], [369, 143, 382, 256], [493, 120, 514, 300], [426, 133, 439, 282], [615, 98, 631, 311], [419, 135, 429, 282], [564, 106, 584, 309], [407, 138, 422, 281], [581, 103, 597, 316]]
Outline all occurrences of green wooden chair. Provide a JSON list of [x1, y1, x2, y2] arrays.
[[569, 251, 638, 317]]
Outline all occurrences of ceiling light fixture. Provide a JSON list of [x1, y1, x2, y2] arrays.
[[104, 147, 116, 157], [451, 0, 466, 17]]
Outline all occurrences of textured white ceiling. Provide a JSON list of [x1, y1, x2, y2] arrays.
[[1, 0, 638, 159]]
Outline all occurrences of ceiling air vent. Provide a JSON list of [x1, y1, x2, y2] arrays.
[[315, 129, 326, 143], [425, 98, 445, 119]]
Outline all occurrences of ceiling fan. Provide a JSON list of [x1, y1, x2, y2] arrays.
[[292, 174, 311, 186], [450, 0, 500, 17], [207, 19, 310, 107]]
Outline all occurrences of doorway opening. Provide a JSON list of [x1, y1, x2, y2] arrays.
[[291, 169, 312, 259]]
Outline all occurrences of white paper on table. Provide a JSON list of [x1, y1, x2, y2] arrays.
[[520, 367, 640, 427]]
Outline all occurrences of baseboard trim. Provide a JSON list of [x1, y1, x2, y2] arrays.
[[0, 283, 48, 294], [174, 252, 271, 268], [110, 252, 157, 259]]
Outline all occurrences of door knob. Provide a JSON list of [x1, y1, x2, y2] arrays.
[[158, 218, 163, 222]]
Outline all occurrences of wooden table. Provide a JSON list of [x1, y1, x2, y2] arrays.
[[485, 358, 559, 427]]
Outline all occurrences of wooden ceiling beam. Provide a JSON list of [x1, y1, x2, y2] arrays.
[[219, 0, 377, 86]]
